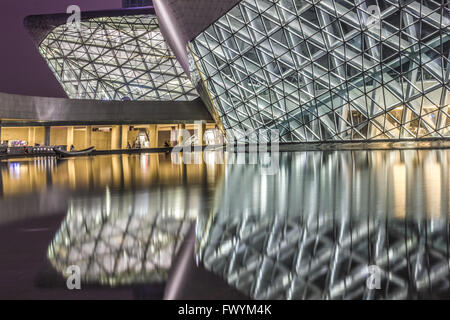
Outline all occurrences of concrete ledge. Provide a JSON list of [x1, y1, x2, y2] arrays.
[[216, 138, 450, 152], [1, 139, 449, 160], [0, 92, 213, 124], [0, 147, 172, 160]]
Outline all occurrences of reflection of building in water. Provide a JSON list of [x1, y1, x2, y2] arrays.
[[48, 186, 202, 286], [196, 150, 450, 299], [188, 0, 450, 142], [0, 157, 57, 196], [0, 153, 224, 197]]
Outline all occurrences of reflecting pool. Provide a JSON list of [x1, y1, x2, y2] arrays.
[[0, 150, 448, 299], [196, 150, 450, 299]]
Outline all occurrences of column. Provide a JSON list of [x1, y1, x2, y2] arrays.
[[111, 125, 120, 150], [178, 123, 186, 145], [67, 126, 74, 149], [196, 121, 206, 146], [85, 125, 92, 148], [111, 126, 120, 150], [147, 124, 158, 148], [28, 127, 36, 146], [121, 125, 129, 149], [170, 126, 177, 146], [44, 126, 51, 146]]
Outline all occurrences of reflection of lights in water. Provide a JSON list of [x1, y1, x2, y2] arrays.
[[33, 157, 56, 172], [393, 163, 406, 218], [0, 153, 224, 197], [203, 152, 216, 166], [196, 150, 450, 300], [48, 187, 200, 286], [140, 154, 148, 172], [8, 163, 21, 179], [205, 130, 222, 145], [424, 161, 441, 219]]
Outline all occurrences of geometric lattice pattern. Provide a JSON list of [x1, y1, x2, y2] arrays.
[[39, 15, 198, 101], [196, 150, 450, 299], [189, 0, 450, 142], [48, 189, 194, 286]]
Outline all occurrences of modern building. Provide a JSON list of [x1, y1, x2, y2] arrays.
[[1, 0, 449, 301], [27, 8, 198, 101], [15, 0, 450, 147], [7, 5, 218, 151], [156, 0, 450, 142]]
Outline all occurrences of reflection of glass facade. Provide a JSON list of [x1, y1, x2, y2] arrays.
[[196, 150, 450, 299], [39, 15, 198, 101], [189, 0, 450, 142], [48, 188, 197, 285]]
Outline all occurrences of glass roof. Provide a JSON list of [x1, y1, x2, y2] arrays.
[[39, 14, 198, 101]]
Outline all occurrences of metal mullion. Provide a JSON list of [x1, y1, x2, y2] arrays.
[[132, 20, 163, 100]]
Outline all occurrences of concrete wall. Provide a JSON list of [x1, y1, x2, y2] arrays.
[[1, 127, 45, 145], [0, 92, 212, 124], [1, 124, 214, 150], [92, 130, 112, 150], [35, 128, 46, 145], [73, 129, 85, 149], [1, 126, 111, 150], [49, 127, 67, 146], [1, 127, 29, 143]]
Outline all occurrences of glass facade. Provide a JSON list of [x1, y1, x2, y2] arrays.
[[196, 150, 450, 299], [39, 15, 198, 101], [189, 0, 450, 142]]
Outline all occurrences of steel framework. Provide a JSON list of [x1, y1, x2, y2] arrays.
[[48, 189, 195, 285], [189, 0, 450, 142], [39, 14, 198, 101]]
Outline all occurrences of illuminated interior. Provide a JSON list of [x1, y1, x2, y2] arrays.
[[189, 0, 450, 142], [39, 14, 198, 101]]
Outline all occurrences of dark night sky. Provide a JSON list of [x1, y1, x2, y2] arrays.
[[0, 0, 121, 98]]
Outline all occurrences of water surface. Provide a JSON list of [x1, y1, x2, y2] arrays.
[[0, 150, 448, 299]]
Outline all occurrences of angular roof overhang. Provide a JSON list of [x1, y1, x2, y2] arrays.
[[24, 7, 156, 46]]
